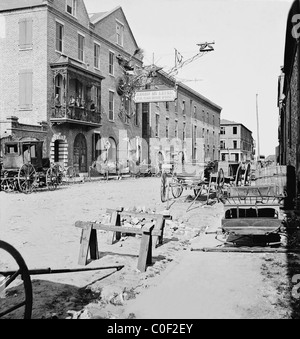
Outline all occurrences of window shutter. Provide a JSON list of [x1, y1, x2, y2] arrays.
[[19, 18, 32, 49], [19, 70, 33, 109]]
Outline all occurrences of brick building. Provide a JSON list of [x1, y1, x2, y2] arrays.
[[220, 119, 254, 163], [0, 0, 143, 173], [277, 0, 300, 208], [139, 70, 222, 168]]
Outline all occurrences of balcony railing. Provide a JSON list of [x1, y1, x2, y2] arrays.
[[50, 106, 101, 127]]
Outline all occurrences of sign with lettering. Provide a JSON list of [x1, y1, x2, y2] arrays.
[[134, 89, 177, 103]]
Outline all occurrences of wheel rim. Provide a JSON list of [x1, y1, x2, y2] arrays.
[[171, 178, 183, 198], [18, 164, 36, 194], [46, 167, 58, 190], [216, 168, 225, 202], [243, 163, 251, 186], [160, 172, 167, 202], [234, 163, 243, 187], [0, 241, 33, 319]]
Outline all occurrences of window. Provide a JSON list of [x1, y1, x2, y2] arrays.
[[222, 153, 226, 161], [78, 34, 84, 61], [193, 105, 197, 118], [56, 22, 64, 52], [109, 91, 114, 121], [175, 120, 178, 138], [19, 18, 32, 50], [66, 0, 77, 16], [134, 104, 139, 126], [220, 140, 226, 150], [220, 127, 225, 135], [183, 122, 186, 140], [55, 74, 63, 103], [19, 70, 32, 110], [233, 140, 237, 149], [94, 43, 100, 69], [233, 126, 237, 134], [109, 51, 114, 75], [182, 100, 185, 115], [174, 98, 178, 113], [166, 117, 169, 138], [166, 102, 169, 111], [155, 114, 159, 137], [116, 21, 124, 46]]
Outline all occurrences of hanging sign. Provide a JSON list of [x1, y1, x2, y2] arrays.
[[134, 89, 177, 103]]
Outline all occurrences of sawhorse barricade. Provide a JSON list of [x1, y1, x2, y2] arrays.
[[75, 208, 171, 272]]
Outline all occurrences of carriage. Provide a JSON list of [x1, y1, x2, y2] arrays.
[[160, 159, 253, 211], [0, 138, 62, 193]]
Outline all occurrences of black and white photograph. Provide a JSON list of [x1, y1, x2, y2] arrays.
[[0, 0, 300, 323]]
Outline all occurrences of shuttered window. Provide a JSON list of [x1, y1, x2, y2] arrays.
[[56, 22, 64, 52], [19, 18, 33, 50], [78, 34, 84, 61], [109, 91, 114, 121], [19, 70, 33, 110]]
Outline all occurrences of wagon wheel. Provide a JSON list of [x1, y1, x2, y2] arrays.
[[243, 163, 251, 186], [18, 164, 36, 194], [216, 168, 225, 202], [46, 166, 59, 190], [0, 240, 33, 319], [160, 171, 169, 202], [234, 163, 243, 187], [171, 178, 183, 199]]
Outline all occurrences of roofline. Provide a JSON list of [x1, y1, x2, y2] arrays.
[[0, 3, 47, 13], [90, 6, 139, 51], [156, 69, 222, 112], [220, 120, 253, 134]]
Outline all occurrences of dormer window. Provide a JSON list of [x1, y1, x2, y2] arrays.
[[66, 0, 77, 17]]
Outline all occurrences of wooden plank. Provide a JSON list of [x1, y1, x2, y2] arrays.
[[137, 223, 154, 272], [89, 229, 99, 261], [78, 224, 92, 265], [192, 247, 300, 253], [222, 218, 283, 228], [222, 226, 280, 235], [75, 220, 163, 236], [152, 216, 164, 249]]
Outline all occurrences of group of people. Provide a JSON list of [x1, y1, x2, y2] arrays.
[[54, 94, 95, 111]]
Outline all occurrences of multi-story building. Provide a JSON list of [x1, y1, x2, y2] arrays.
[[277, 0, 300, 208], [0, 0, 143, 174], [139, 70, 222, 168], [220, 119, 254, 163]]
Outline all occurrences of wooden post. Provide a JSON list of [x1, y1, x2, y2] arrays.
[[90, 229, 99, 261], [137, 223, 154, 272]]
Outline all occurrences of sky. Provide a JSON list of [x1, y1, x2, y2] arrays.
[[84, 0, 294, 157]]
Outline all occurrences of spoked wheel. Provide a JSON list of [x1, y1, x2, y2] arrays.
[[0, 240, 33, 319], [18, 164, 36, 194], [171, 178, 183, 199], [234, 163, 243, 187], [46, 165, 60, 190], [216, 168, 225, 202], [160, 171, 168, 202], [243, 163, 251, 186]]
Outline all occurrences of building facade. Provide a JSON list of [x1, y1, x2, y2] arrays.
[[220, 119, 254, 163], [0, 0, 143, 173], [277, 0, 300, 208], [139, 70, 222, 168]]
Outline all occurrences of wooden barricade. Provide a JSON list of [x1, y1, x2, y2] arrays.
[[75, 208, 171, 272]]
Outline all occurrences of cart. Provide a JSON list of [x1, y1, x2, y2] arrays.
[[160, 161, 226, 210], [219, 185, 286, 246], [0, 138, 62, 193]]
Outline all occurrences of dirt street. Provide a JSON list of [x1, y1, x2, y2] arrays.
[[0, 177, 300, 319]]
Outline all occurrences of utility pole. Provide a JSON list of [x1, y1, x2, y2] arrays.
[[256, 93, 260, 162]]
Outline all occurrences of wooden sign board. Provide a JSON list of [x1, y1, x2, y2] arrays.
[[134, 89, 177, 103]]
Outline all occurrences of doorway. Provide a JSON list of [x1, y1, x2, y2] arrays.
[[73, 133, 87, 173]]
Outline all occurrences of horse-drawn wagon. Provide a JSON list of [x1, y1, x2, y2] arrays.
[[0, 138, 61, 193]]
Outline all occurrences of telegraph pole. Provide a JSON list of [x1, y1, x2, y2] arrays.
[[256, 93, 260, 162]]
